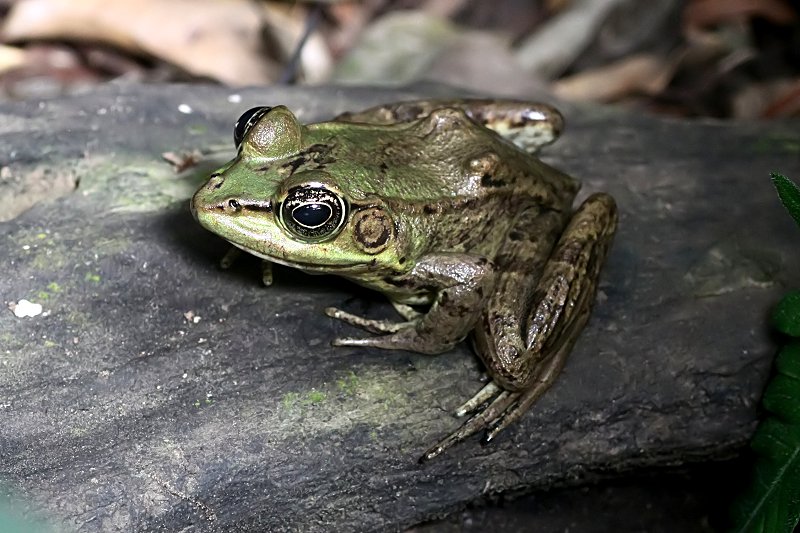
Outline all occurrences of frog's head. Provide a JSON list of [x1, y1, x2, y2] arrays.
[[192, 106, 407, 275]]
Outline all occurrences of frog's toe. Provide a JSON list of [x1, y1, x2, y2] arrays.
[[218, 246, 272, 286], [483, 372, 559, 443], [220, 246, 242, 269], [390, 301, 423, 321], [325, 307, 413, 334], [331, 335, 418, 349], [455, 381, 501, 416], [260, 260, 273, 286], [420, 390, 520, 462], [330, 330, 419, 349], [332, 336, 380, 347], [331, 327, 458, 354]]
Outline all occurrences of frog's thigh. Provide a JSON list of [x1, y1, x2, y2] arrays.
[[469, 208, 565, 388], [474, 193, 617, 391]]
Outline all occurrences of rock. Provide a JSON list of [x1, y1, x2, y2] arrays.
[[0, 83, 798, 531]]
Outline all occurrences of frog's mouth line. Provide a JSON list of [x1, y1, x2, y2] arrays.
[[229, 242, 373, 274]]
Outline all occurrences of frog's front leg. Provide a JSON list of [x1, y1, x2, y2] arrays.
[[219, 246, 274, 286], [327, 253, 495, 354], [422, 193, 617, 461], [323, 301, 422, 335]]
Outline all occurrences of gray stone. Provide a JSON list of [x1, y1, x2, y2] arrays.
[[0, 83, 798, 532]]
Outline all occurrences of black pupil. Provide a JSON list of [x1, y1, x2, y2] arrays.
[[233, 106, 271, 147], [292, 203, 331, 228]]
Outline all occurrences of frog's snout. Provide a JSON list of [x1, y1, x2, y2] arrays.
[[191, 173, 225, 220], [189, 188, 201, 221]]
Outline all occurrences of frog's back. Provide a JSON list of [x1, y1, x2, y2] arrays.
[[303, 107, 579, 261], [305, 107, 578, 209]]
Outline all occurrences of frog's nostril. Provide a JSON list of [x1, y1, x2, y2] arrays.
[[207, 174, 224, 190]]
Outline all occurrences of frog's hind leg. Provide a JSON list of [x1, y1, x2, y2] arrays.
[[422, 335, 573, 462], [422, 193, 617, 461], [485, 193, 616, 435], [483, 297, 590, 443]]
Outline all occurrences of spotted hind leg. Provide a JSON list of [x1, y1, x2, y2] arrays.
[[421, 193, 617, 461]]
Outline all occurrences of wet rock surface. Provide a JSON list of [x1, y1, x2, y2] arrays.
[[0, 83, 798, 531]]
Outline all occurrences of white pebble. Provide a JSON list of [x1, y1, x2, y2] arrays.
[[11, 299, 43, 318]]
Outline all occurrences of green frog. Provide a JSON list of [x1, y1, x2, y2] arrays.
[[191, 99, 617, 461]]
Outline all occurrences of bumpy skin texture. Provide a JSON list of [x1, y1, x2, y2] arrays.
[[191, 99, 618, 460]]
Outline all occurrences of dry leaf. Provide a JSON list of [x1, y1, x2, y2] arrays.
[[421, 0, 470, 19], [427, 31, 548, 98], [553, 52, 681, 102], [762, 80, 800, 119], [0, 44, 27, 73], [326, 1, 387, 57], [545, 0, 573, 12], [1, 0, 280, 85], [515, 0, 629, 79], [162, 150, 204, 173], [260, 4, 333, 84], [332, 10, 459, 85], [684, 0, 796, 31]]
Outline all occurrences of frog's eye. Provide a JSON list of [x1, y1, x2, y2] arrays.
[[233, 106, 272, 147], [279, 185, 347, 242]]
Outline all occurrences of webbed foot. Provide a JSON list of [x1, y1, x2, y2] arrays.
[[420, 349, 565, 462]]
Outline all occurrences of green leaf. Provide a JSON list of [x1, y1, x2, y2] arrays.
[[771, 173, 800, 229], [773, 291, 800, 337], [731, 341, 800, 533]]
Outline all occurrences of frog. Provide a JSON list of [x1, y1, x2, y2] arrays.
[[191, 99, 618, 461]]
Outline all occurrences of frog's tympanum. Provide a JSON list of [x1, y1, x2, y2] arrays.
[[191, 99, 617, 461]]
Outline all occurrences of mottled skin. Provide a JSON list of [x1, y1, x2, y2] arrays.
[[191, 99, 617, 461]]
